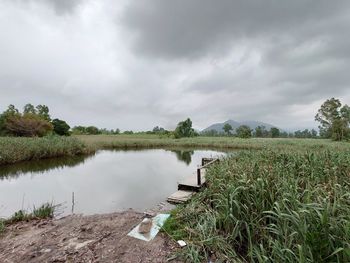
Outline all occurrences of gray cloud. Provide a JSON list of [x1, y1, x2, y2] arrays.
[[122, 0, 348, 60], [12, 0, 83, 14], [0, 0, 349, 131]]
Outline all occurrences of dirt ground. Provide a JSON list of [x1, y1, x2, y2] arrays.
[[0, 211, 182, 263]]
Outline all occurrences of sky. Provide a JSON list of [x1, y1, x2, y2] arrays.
[[0, 0, 349, 131]]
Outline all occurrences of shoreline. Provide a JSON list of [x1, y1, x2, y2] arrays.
[[0, 210, 180, 263]]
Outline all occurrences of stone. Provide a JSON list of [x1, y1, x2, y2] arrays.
[[138, 218, 152, 234]]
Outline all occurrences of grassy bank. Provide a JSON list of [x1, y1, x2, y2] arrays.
[[77, 134, 349, 152], [0, 136, 92, 165], [164, 150, 350, 262]]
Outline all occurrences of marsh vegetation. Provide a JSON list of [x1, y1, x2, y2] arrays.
[[164, 149, 350, 262]]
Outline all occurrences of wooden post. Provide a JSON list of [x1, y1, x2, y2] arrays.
[[197, 168, 201, 185]]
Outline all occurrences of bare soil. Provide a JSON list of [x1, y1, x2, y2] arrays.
[[0, 211, 181, 263]]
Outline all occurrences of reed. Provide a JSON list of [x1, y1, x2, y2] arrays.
[[77, 134, 350, 152], [167, 150, 350, 262], [0, 136, 92, 165]]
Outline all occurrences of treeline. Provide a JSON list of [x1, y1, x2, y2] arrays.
[[1, 98, 348, 140], [71, 126, 120, 135], [70, 126, 171, 135], [0, 104, 70, 137], [202, 126, 319, 139]]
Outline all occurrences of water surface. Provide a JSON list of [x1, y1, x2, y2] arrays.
[[0, 149, 226, 218]]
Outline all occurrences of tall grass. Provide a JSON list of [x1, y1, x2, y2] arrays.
[[77, 134, 350, 152], [0, 136, 93, 165], [167, 150, 350, 262]]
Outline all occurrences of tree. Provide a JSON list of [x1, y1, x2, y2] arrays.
[[315, 98, 350, 141], [5, 114, 53, 137], [72, 126, 87, 135], [270, 127, 280, 138], [52, 119, 70, 136], [36, 105, 51, 121], [174, 118, 195, 138], [153, 126, 166, 133], [222, 123, 233, 135], [255, 125, 268, 137], [0, 105, 20, 135], [86, 126, 100, 135], [236, 125, 252, 139], [311, 129, 318, 138], [23, 103, 36, 114]]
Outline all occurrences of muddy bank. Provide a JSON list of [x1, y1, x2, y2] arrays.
[[0, 211, 180, 263]]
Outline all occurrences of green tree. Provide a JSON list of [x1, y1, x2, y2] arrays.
[[222, 123, 233, 135], [86, 126, 100, 135], [71, 126, 86, 135], [254, 125, 268, 137], [174, 118, 195, 138], [236, 125, 252, 139], [36, 105, 51, 121], [23, 103, 36, 114], [52, 119, 70, 136], [270, 127, 280, 138], [0, 105, 20, 135], [315, 98, 350, 141], [311, 129, 318, 138]]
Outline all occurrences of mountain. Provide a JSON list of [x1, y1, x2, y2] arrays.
[[202, 119, 277, 133]]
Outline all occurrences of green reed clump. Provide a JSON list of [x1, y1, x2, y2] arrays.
[[170, 150, 350, 262], [32, 203, 55, 219], [1, 203, 56, 233], [0, 136, 93, 165]]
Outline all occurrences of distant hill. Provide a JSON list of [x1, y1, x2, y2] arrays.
[[202, 119, 277, 133]]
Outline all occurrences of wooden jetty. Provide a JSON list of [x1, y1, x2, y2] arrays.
[[167, 157, 219, 204]]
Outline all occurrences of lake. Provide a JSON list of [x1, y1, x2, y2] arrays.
[[0, 149, 226, 218]]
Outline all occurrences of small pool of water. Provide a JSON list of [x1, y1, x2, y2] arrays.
[[0, 149, 227, 218]]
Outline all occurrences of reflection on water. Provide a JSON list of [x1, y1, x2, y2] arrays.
[[170, 150, 194, 165], [0, 149, 226, 218], [0, 155, 92, 179]]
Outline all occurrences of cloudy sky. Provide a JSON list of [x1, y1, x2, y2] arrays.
[[1, 0, 349, 131]]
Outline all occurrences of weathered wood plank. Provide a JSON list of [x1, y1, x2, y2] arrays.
[[178, 169, 206, 191], [167, 157, 220, 204], [167, 190, 194, 204]]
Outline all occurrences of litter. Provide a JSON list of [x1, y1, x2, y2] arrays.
[[127, 214, 170, 242], [177, 240, 187, 247]]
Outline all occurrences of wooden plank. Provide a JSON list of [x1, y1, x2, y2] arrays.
[[167, 190, 194, 204], [167, 157, 220, 204], [178, 169, 206, 191]]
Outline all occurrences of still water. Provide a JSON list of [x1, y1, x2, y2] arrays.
[[0, 149, 226, 218]]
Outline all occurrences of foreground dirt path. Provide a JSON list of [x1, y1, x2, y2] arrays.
[[0, 211, 180, 263]]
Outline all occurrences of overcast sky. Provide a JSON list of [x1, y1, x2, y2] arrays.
[[1, 0, 349, 131]]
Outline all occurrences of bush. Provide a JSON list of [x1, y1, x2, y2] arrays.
[[5, 114, 53, 137], [52, 119, 70, 136]]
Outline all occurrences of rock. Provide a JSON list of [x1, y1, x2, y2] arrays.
[[138, 218, 152, 234]]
